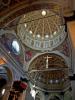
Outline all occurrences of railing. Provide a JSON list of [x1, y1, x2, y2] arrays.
[[23, 26, 67, 51]]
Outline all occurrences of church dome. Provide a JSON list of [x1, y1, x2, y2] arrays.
[[17, 9, 66, 51]]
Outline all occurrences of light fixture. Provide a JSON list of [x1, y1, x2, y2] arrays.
[[45, 35, 49, 38], [53, 31, 57, 35], [41, 10, 46, 16], [29, 30, 33, 34], [55, 79, 59, 83], [62, 78, 64, 81], [50, 80, 53, 84], [37, 34, 41, 38], [24, 23, 27, 28], [2, 89, 5, 95]]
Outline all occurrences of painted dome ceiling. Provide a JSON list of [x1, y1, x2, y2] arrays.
[[17, 9, 66, 51]]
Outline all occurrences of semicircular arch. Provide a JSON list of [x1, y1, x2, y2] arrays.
[[27, 52, 68, 71], [0, 1, 62, 27]]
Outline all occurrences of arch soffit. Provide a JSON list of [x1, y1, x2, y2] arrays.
[[0, 1, 62, 27]]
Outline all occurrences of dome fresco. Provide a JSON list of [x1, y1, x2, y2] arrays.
[[17, 9, 66, 51]]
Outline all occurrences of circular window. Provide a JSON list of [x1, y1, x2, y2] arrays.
[[12, 40, 20, 55]]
